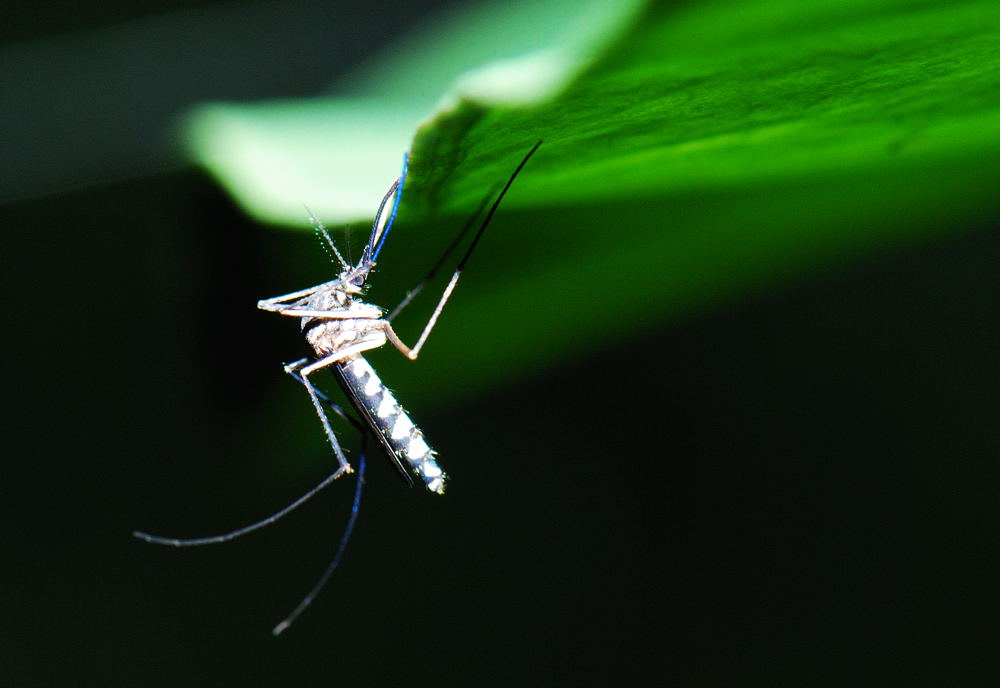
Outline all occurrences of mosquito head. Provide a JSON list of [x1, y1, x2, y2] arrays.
[[338, 262, 372, 294]]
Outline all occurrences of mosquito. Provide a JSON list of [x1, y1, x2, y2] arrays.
[[134, 141, 542, 633]]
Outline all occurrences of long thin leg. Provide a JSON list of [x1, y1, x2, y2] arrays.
[[385, 140, 542, 360], [286, 367, 360, 431], [288, 338, 388, 464], [261, 305, 382, 320], [387, 182, 499, 322], [133, 469, 347, 546], [285, 359, 353, 478], [258, 279, 341, 311], [285, 358, 351, 473], [132, 363, 364, 547], [272, 434, 367, 636]]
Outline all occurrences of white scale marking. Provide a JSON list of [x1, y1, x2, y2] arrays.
[[407, 434, 430, 460], [350, 358, 372, 376], [377, 394, 397, 418], [363, 372, 381, 396], [391, 414, 414, 440]]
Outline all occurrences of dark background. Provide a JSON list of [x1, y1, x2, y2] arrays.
[[3, 1, 999, 685]]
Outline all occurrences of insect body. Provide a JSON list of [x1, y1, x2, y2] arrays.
[[258, 196, 447, 492], [259, 141, 541, 492], [135, 141, 541, 633]]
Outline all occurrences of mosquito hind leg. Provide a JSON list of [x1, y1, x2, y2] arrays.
[[384, 140, 542, 361], [387, 184, 498, 322], [272, 430, 368, 636]]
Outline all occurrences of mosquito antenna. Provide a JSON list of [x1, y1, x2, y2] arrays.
[[272, 445, 366, 636], [306, 205, 347, 269], [388, 182, 501, 321], [362, 152, 409, 266], [133, 381, 363, 547]]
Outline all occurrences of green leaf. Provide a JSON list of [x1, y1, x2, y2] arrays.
[[186, 0, 1000, 406], [184, 0, 643, 225]]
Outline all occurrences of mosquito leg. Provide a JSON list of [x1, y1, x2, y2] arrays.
[[133, 468, 346, 547], [272, 432, 368, 636], [387, 183, 499, 322], [286, 356, 355, 476], [261, 304, 383, 320], [132, 366, 365, 547], [382, 277, 456, 361], [284, 367, 360, 432], [257, 279, 339, 311], [385, 140, 542, 360]]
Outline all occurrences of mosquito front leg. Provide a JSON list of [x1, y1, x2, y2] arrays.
[[257, 280, 340, 311], [262, 303, 384, 321]]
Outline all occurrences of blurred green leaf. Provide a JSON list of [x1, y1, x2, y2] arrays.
[[187, 0, 1000, 405], [184, 0, 643, 224]]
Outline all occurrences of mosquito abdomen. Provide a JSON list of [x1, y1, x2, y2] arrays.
[[335, 356, 446, 494]]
